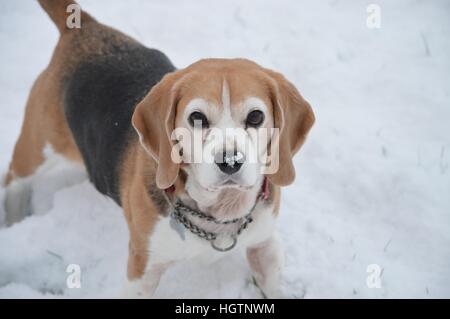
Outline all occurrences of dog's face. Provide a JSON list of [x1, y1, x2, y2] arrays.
[[173, 67, 275, 193], [132, 59, 315, 192]]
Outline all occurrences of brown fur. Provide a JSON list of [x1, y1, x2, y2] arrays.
[[38, 0, 96, 33], [132, 59, 315, 190], [6, 1, 314, 281], [5, 2, 140, 186]]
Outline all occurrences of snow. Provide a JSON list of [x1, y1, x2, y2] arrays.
[[0, 0, 449, 298]]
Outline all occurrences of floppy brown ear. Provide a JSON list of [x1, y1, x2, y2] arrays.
[[131, 71, 183, 189], [264, 69, 315, 186]]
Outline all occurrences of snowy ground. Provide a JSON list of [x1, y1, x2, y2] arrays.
[[0, 0, 449, 298]]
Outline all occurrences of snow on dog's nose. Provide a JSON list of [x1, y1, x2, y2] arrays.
[[214, 150, 245, 175]]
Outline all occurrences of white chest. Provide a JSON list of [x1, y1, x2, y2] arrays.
[[146, 203, 276, 267]]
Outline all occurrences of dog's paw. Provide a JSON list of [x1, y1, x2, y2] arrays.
[[251, 275, 289, 299], [3, 177, 33, 226]]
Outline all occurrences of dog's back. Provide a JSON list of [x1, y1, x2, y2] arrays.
[[43, 0, 175, 204], [4, 0, 175, 224]]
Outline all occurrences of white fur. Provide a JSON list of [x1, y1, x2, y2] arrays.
[[4, 145, 86, 226], [247, 234, 285, 298], [124, 81, 284, 298], [4, 175, 33, 226], [122, 262, 172, 298], [122, 199, 281, 298], [150, 203, 276, 264], [178, 81, 273, 195]]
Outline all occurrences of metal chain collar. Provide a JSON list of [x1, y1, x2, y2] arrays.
[[172, 200, 254, 237], [174, 200, 251, 225], [163, 192, 260, 252]]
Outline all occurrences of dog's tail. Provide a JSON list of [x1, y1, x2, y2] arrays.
[[37, 0, 96, 34]]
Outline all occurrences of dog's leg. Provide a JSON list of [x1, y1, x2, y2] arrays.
[[3, 122, 43, 226], [247, 234, 285, 298], [3, 146, 84, 226], [3, 68, 81, 226], [3, 122, 44, 226], [122, 253, 170, 298], [119, 230, 171, 298], [3, 176, 33, 226]]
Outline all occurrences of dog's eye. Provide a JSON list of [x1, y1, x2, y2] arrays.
[[246, 110, 265, 128], [188, 111, 209, 128]]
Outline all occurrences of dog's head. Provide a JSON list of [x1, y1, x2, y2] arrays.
[[132, 59, 314, 194]]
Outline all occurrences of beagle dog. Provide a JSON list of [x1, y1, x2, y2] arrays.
[[3, 0, 314, 298]]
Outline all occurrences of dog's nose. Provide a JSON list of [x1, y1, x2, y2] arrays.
[[215, 150, 245, 175]]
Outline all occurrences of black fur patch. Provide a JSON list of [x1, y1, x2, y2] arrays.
[[63, 41, 175, 205]]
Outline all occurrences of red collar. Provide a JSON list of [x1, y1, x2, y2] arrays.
[[165, 184, 176, 193], [261, 176, 270, 200]]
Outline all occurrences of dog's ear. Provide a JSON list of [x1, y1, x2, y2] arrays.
[[264, 69, 315, 186], [132, 71, 184, 189]]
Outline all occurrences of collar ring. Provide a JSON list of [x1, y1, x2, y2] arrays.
[[210, 235, 237, 252]]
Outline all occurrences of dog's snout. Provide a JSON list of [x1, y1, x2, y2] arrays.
[[215, 150, 245, 175]]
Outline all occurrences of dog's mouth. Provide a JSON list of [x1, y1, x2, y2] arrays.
[[206, 179, 253, 192]]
